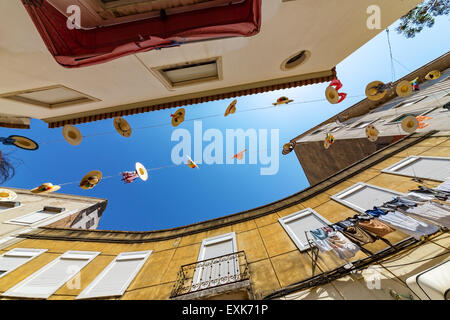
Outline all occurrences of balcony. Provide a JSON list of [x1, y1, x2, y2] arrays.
[[170, 251, 251, 300]]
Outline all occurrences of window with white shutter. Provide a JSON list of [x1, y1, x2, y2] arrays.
[[331, 182, 404, 213], [6, 206, 65, 226], [2, 251, 100, 299], [382, 156, 450, 182], [191, 232, 238, 291], [279, 209, 332, 251], [76, 251, 152, 299], [0, 248, 47, 278]]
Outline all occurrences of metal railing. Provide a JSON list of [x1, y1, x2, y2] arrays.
[[170, 251, 249, 298]]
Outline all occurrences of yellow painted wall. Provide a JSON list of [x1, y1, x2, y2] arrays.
[[0, 135, 448, 300]]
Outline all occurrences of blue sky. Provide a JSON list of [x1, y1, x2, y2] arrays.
[[1, 15, 449, 231]]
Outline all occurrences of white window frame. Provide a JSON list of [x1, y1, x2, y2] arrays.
[[4, 207, 66, 227], [331, 182, 404, 213], [76, 251, 152, 299], [193, 232, 238, 291], [381, 156, 450, 182], [2, 250, 100, 299], [0, 248, 47, 278], [278, 208, 332, 252], [0, 202, 22, 214]]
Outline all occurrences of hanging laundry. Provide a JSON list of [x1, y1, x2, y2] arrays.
[[376, 210, 439, 240], [435, 178, 450, 193], [121, 162, 149, 184], [358, 218, 396, 237], [334, 220, 377, 246], [310, 227, 360, 260], [406, 202, 450, 229]]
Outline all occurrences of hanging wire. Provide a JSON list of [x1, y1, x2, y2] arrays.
[[37, 94, 365, 146], [386, 28, 396, 82]]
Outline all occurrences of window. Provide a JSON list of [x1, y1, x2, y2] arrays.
[[382, 156, 450, 182], [0, 85, 99, 109], [351, 118, 379, 129], [279, 208, 332, 251], [387, 108, 436, 124], [331, 182, 404, 213], [193, 232, 238, 290], [6, 206, 65, 226], [310, 129, 323, 136], [76, 251, 151, 299], [394, 96, 429, 109], [152, 57, 222, 89], [0, 201, 20, 212], [0, 248, 47, 279], [2, 251, 100, 299], [329, 126, 343, 133]]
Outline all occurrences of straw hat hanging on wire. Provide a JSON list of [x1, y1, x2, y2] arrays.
[[113, 117, 132, 138], [63, 125, 82, 146]]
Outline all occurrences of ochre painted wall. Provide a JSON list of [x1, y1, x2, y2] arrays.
[[0, 135, 448, 300]]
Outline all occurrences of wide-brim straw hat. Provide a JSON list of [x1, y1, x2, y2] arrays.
[[325, 86, 340, 104], [63, 125, 82, 146], [401, 116, 418, 133], [365, 124, 380, 142], [80, 170, 103, 190], [396, 80, 413, 97], [171, 108, 185, 127], [31, 183, 61, 194], [425, 70, 441, 81], [0, 188, 17, 201], [186, 155, 199, 169], [135, 162, 148, 181], [8, 135, 39, 150], [224, 100, 237, 117], [365, 81, 387, 101], [113, 117, 132, 138], [273, 97, 294, 106]]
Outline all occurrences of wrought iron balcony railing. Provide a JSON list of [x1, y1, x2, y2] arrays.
[[170, 251, 250, 298]]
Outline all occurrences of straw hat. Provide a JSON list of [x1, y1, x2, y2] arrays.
[[62, 125, 82, 146], [171, 108, 185, 127], [224, 100, 237, 117], [282, 142, 295, 155], [31, 183, 61, 194], [365, 81, 387, 101], [113, 117, 132, 138], [401, 116, 418, 133], [80, 170, 103, 190], [8, 135, 39, 150], [365, 124, 380, 142], [186, 155, 199, 169], [135, 162, 148, 181], [395, 80, 413, 97], [0, 188, 17, 201], [325, 86, 340, 104], [273, 96, 293, 106], [425, 70, 441, 81]]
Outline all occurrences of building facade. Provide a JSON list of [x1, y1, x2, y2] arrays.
[[287, 52, 450, 185], [0, 0, 421, 129], [0, 130, 448, 300], [0, 188, 107, 251]]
